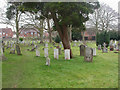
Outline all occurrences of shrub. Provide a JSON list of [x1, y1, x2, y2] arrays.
[[96, 31, 110, 47], [54, 35, 61, 43], [19, 38, 23, 41]]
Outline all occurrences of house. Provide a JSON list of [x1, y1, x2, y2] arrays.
[[0, 28, 13, 38], [19, 28, 40, 38], [82, 28, 96, 40]]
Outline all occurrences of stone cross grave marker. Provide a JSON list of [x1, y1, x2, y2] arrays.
[[102, 42, 108, 53]]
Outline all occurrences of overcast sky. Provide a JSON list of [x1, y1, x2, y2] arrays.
[[0, 0, 119, 29]]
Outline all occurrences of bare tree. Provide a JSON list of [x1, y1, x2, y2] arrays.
[[89, 3, 118, 32]]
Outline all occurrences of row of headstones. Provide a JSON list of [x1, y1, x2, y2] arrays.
[[98, 42, 119, 53], [80, 45, 96, 62]]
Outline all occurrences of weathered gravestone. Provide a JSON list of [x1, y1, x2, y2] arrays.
[[36, 46, 40, 57], [44, 48, 48, 57], [93, 48, 96, 56], [46, 56, 50, 66], [6, 41, 10, 49], [56, 46, 61, 54], [2, 41, 5, 53], [0, 46, 7, 60], [98, 45, 101, 50], [84, 47, 93, 62], [9, 49, 15, 54], [31, 46, 36, 51], [80, 45, 85, 56], [118, 40, 120, 51], [115, 45, 119, 51], [110, 45, 114, 51], [102, 43, 108, 53], [109, 40, 114, 51], [64, 49, 70, 60], [54, 49, 59, 59], [45, 43, 48, 48]]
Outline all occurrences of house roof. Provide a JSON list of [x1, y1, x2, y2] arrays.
[[0, 28, 13, 33], [82, 28, 96, 36], [19, 28, 39, 33]]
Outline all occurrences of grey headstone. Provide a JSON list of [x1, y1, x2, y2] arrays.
[[84, 47, 93, 62]]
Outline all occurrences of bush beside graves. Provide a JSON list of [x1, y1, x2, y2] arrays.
[[96, 31, 110, 47], [19, 38, 23, 41], [54, 35, 61, 43]]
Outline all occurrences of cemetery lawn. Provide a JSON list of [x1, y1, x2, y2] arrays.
[[2, 42, 118, 88]]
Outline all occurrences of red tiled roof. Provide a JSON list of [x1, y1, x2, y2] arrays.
[[0, 28, 12, 33]]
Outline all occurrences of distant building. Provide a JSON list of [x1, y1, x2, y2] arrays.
[[19, 28, 40, 38], [0, 28, 13, 38], [82, 28, 96, 40]]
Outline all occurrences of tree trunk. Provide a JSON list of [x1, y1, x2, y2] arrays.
[[69, 25, 72, 42], [16, 44, 22, 55], [40, 20, 44, 43], [15, 10, 22, 55], [58, 25, 73, 58], [40, 32, 43, 43], [51, 11, 73, 58], [82, 31, 86, 45], [47, 19, 52, 43]]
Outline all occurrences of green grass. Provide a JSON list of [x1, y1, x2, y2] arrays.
[[2, 42, 118, 88]]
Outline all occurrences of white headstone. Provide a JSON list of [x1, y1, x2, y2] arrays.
[[36, 47, 40, 57], [1, 47, 3, 55], [54, 49, 59, 59], [64, 49, 70, 60], [46, 57, 50, 66], [93, 48, 96, 56], [44, 48, 48, 57], [45, 43, 48, 48]]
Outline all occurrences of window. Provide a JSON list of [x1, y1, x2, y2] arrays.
[[31, 32, 33, 35]]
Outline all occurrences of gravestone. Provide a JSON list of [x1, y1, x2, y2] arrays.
[[36, 46, 40, 57], [56, 46, 61, 54], [93, 48, 96, 56], [80, 45, 85, 56], [1, 47, 7, 60], [60, 42, 63, 48], [115, 45, 119, 51], [102, 43, 108, 53], [6, 42, 10, 49], [98, 45, 101, 50], [31, 46, 36, 51], [73, 40, 77, 47], [54, 49, 59, 59], [109, 40, 113, 46], [45, 43, 48, 48], [9, 49, 15, 54], [110, 45, 114, 51], [84, 47, 93, 62], [64, 49, 70, 60], [109, 40, 114, 51], [44, 48, 48, 57], [46, 56, 50, 66]]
